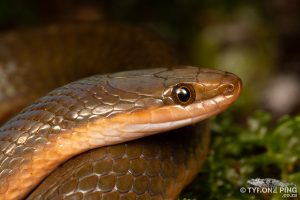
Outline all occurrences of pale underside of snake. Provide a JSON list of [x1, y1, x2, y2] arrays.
[[0, 23, 242, 200]]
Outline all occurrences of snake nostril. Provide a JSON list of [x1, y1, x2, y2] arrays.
[[219, 84, 235, 96]]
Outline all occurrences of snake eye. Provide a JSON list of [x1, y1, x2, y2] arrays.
[[172, 84, 196, 105]]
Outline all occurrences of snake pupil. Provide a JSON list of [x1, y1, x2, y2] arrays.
[[177, 87, 190, 102], [171, 83, 196, 105]]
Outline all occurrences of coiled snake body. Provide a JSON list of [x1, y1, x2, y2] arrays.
[[0, 24, 242, 200]]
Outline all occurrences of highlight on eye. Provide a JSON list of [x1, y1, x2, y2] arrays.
[[172, 83, 196, 106]]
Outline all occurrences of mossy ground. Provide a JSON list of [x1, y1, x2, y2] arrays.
[[180, 108, 300, 199]]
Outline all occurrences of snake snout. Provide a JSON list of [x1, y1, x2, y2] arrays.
[[219, 72, 242, 98]]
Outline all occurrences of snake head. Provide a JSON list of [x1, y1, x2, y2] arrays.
[[107, 66, 242, 138], [161, 67, 242, 123]]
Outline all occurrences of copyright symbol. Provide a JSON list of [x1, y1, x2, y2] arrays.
[[240, 187, 246, 193]]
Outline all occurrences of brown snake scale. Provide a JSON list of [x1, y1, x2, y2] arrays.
[[0, 23, 241, 200]]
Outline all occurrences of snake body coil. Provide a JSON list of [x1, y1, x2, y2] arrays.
[[0, 24, 242, 200]]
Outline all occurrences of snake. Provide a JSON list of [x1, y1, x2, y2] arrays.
[[0, 23, 242, 200]]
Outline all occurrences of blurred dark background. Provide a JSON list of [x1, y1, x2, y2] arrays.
[[1, 0, 298, 118], [0, 1, 299, 199]]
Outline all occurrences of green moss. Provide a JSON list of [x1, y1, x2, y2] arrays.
[[180, 109, 300, 199]]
